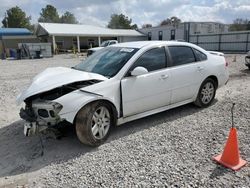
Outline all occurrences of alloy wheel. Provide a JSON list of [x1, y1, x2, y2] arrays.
[[91, 106, 111, 139], [201, 82, 215, 104]]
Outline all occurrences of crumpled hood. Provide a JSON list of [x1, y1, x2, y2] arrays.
[[16, 67, 107, 104]]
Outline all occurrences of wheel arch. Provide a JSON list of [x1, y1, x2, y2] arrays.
[[73, 99, 118, 126], [194, 75, 218, 107], [193, 75, 218, 102], [206, 75, 218, 89]]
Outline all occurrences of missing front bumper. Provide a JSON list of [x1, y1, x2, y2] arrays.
[[24, 121, 47, 136]]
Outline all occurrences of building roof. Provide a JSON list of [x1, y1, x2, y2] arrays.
[[0, 28, 32, 37], [36, 22, 144, 37]]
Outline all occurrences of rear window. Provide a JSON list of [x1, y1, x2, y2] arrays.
[[193, 48, 207, 61]]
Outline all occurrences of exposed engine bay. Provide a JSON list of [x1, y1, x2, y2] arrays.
[[19, 80, 101, 136]]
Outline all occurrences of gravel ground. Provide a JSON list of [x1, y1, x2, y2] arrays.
[[0, 54, 249, 187]]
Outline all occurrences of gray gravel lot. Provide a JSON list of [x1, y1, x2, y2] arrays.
[[0, 54, 249, 187]]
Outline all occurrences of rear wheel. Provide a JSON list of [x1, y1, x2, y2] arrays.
[[194, 78, 216, 107], [75, 101, 113, 146]]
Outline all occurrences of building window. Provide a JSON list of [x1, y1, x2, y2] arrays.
[[158, 31, 163, 40], [72, 38, 77, 47], [171, 30, 175, 40], [148, 32, 152, 40]]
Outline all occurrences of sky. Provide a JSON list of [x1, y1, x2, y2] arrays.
[[0, 0, 250, 27]]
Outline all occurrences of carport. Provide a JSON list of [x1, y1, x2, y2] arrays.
[[36, 23, 146, 53], [0, 28, 39, 59]]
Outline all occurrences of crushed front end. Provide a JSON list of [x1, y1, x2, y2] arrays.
[[18, 79, 102, 136], [20, 99, 63, 136]]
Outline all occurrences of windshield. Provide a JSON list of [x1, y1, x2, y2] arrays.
[[74, 47, 138, 78], [100, 41, 109, 47]]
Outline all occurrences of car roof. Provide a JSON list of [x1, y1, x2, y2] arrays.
[[113, 40, 195, 48], [112, 40, 207, 53]]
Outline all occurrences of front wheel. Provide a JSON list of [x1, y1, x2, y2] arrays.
[[75, 101, 113, 146], [194, 78, 216, 107]]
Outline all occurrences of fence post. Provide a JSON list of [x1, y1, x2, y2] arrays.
[[188, 22, 190, 42], [218, 34, 222, 51], [246, 32, 249, 52]]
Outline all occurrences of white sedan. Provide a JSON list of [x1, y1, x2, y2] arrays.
[[17, 41, 229, 146]]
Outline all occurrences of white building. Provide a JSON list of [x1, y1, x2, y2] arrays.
[[35, 23, 146, 53], [139, 22, 229, 42]]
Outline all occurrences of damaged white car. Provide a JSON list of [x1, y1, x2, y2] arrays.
[[17, 41, 229, 146]]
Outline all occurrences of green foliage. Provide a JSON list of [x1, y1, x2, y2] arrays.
[[2, 6, 32, 29], [60, 11, 78, 24], [229, 18, 250, 31], [38, 5, 78, 24], [107, 14, 137, 29], [160, 16, 181, 27], [38, 5, 60, 23]]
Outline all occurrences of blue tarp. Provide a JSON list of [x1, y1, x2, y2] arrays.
[[0, 28, 31, 37]]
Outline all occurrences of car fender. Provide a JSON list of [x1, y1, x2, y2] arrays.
[[54, 79, 121, 124], [54, 90, 119, 124]]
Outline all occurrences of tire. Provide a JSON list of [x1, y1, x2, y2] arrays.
[[194, 78, 217, 107], [75, 101, 113, 146]]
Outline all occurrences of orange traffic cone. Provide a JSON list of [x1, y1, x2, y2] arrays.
[[213, 127, 247, 170]]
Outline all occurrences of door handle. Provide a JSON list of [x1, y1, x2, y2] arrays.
[[160, 74, 169, 80], [197, 66, 204, 71]]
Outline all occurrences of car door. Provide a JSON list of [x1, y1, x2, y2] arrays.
[[167, 46, 207, 104], [121, 47, 172, 117]]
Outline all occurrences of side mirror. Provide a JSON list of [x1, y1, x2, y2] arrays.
[[131, 66, 148, 76]]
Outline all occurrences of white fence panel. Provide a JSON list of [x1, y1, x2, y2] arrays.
[[190, 32, 250, 52], [221, 33, 247, 42], [220, 43, 246, 51], [198, 43, 219, 51]]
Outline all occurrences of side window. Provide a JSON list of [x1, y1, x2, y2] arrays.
[[169, 46, 195, 66], [193, 48, 207, 61], [130, 47, 166, 72], [109, 41, 116, 45]]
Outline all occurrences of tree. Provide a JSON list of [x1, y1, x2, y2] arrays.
[[2, 6, 32, 29], [107, 14, 137, 29], [38, 5, 60, 23], [229, 18, 250, 31], [60, 11, 78, 24], [160, 16, 181, 27], [142, 23, 152, 28]]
